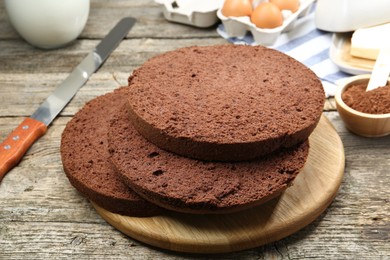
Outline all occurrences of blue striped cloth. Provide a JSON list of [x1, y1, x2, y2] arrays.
[[216, 11, 352, 97]]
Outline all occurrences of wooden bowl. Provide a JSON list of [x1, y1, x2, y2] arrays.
[[335, 74, 390, 137]]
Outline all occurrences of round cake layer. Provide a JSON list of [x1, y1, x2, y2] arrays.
[[108, 104, 310, 214], [60, 87, 163, 217], [127, 45, 324, 161]]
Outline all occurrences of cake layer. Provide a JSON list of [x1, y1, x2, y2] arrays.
[[61, 87, 163, 217], [127, 45, 324, 161], [108, 103, 309, 214]]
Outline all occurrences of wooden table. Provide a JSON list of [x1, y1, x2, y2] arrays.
[[0, 1, 389, 258]]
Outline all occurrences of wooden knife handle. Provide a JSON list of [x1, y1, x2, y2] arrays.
[[0, 118, 47, 183]]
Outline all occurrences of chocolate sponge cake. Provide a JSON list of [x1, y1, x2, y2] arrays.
[[60, 87, 163, 217], [127, 45, 324, 161], [108, 104, 309, 214]]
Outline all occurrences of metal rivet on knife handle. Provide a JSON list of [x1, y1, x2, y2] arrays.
[[0, 118, 47, 182]]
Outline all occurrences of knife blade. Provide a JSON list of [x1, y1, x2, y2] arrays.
[[0, 17, 136, 182]]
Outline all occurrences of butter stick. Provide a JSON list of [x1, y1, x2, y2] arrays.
[[350, 23, 390, 60]]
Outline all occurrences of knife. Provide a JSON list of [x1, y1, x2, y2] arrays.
[[0, 17, 136, 182]]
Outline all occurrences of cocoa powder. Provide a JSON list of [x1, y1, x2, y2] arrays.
[[342, 83, 390, 114]]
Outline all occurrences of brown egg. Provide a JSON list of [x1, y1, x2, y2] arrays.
[[270, 0, 300, 13], [251, 2, 283, 29], [221, 0, 253, 17]]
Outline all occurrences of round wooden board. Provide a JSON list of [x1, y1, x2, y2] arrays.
[[92, 115, 345, 254]]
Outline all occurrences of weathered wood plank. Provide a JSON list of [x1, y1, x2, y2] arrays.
[[0, 38, 210, 75], [0, 72, 124, 117], [0, 37, 227, 74], [0, 0, 221, 40]]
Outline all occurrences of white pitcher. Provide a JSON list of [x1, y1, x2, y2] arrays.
[[5, 0, 90, 49]]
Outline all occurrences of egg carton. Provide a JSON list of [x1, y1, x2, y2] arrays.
[[217, 0, 315, 46], [154, 0, 224, 28]]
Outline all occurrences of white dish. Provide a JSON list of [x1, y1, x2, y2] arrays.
[[329, 33, 374, 75], [154, 0, 224, 28], [217, 0, 314, 46]]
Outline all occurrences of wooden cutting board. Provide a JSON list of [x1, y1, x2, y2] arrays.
[[92, 115, 345, 253]]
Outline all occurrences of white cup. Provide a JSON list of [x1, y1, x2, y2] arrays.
[[5, 0, 90, 49]]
